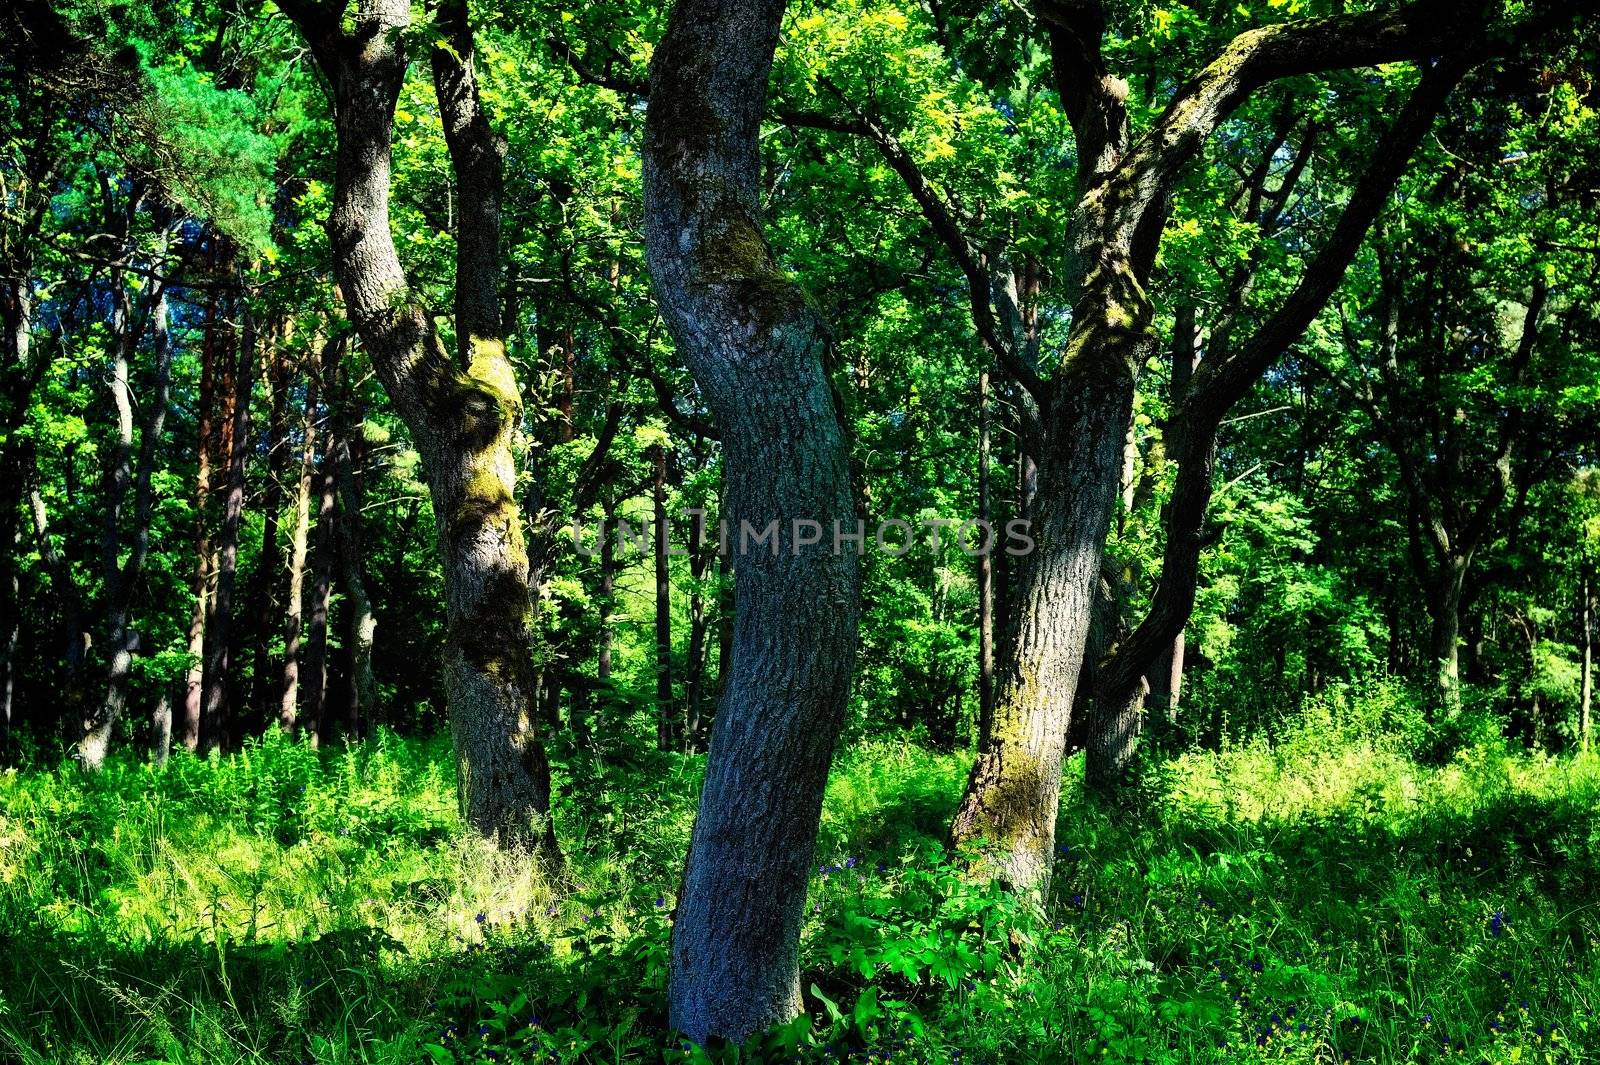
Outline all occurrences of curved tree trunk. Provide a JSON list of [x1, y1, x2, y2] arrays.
[[282, 0, 556, 852], [643, 0, 860, 1042]]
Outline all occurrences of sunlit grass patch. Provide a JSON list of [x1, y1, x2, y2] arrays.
[[1, 708, 1598, 1063]]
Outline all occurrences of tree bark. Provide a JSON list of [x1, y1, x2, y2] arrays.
[[950, 281, 1147, 889], [252, 323, 292, 720], [334, 367, 376, 740], [643, 0, 860, 1041], [283, 0, 557, 851], [180, 271, 221, 752], [1431, 554, 1470, 714], [201, 276, 252, 753], [279, 340, 326, 730], [150, 688, 171, 766], [87, 229, 174, 768]]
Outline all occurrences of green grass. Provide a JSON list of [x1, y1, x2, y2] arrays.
[[2, 691, 1599, 1063]]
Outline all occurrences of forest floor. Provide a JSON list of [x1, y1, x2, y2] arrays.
[[2, 694, 1599, 1064]]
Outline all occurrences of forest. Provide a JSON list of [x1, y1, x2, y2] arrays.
[[2, 0, 1599, 1061]]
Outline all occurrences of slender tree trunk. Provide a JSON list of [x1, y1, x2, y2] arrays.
[[181, 279, 221, 752], [653, 445, 675, 750], [951, 302, 1147, 889], [1579, 555, 1592, 753], [335, 370, 376, 740], [597, 494, 616, 683], [252, 327, 291, 718], [1146, 630, 1184, 725], [279, 342, 325, 730], [976, 365, 995, 743], [1, 530, 14, 756], [201, 282, 252, 753], [150, 689, 171, 766], [1431, 554, 1469, 716], [684, 532, 710, 749], [643, 0, 860, 1040], [303, 417, 338, 748], [88, 244, 174, 767], [82, 235, 140, 760]]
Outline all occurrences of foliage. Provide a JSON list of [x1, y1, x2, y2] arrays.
[[3, 719, 1600, 1063]]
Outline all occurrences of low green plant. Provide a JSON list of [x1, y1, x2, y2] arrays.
[[2, 704, 1597, 1064]]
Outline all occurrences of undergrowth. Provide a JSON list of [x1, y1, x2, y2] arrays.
[[2, 683, 1598, 1063]]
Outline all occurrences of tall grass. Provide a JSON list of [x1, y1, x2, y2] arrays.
[[1, 688, 1597, 1063]]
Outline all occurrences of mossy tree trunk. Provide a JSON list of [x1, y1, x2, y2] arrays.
[[1086, 60, 1471, 789], [283, 0, 556, 853], [950, 0, 1498, 891], [643, 0, 860, 1042]]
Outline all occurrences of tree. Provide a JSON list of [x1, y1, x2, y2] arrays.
[[642, 0, 861, 1042], [281, 0, 556, 852], [944, 0, 1568, 891]]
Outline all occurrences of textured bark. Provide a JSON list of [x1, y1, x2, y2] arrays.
[[715, 524, 734, 695], [283, 0, 556, 851], [279, 342, 325, 730], [201, 283, 252, 753], [643, 0, 860, 1041], [951, 370, 1138, 888]]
